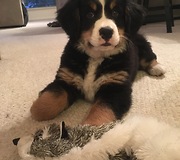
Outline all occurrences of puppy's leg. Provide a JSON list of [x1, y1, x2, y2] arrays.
[[82, 84, 132, 125], [135, 34, 165, 76], [31, 90, 68, 121], [82, 101, 116, 125], [31, 80, 79, 121]]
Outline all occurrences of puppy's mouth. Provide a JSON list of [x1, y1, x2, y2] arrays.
[[101, 42, 111, 46], [88, 42, 113, 48]]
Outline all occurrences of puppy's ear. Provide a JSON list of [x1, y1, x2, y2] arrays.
[[57, 0, 80, 41], [60, 121, 69, 139], [13, 138, 20, 146], [125, 1, 146, 35]]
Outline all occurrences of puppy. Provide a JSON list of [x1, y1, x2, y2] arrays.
[[30, 0, 165, 125]]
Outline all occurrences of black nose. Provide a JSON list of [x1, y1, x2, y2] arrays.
[[13, 138, 20, 145], [99, 27, 113, 41]]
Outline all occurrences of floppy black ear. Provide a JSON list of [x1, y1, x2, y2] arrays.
[[57, 0, 80, 41], [125, 1, 146, 35]]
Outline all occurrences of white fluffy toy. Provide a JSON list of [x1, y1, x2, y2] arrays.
[[13, 115, 180, 160]]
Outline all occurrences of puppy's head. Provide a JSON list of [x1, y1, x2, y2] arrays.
[[57, 0, 145, 58]]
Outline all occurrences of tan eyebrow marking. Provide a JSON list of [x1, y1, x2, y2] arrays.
[[89, 1, 97, 11], [110, 0, 117, 10]]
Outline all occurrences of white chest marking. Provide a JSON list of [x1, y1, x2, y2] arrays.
[[58, 60, 128, 102], [83, 58, 103, 101]]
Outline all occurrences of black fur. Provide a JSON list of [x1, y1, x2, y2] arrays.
[[38, 0, 160, 120]]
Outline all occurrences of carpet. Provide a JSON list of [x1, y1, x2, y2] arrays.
[[0, 20, 180, 160]]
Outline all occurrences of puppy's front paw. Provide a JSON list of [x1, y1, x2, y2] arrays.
[[148, 64, 166, 76]]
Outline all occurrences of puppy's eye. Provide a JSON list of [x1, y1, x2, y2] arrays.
[[87, 12, 94, 19], [112, 11, 119, 18]]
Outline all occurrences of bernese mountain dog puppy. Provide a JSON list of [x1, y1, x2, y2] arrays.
[[30, 0, 165, 125]]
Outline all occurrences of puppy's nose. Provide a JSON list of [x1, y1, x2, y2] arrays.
[[99, 27, 113, 41]]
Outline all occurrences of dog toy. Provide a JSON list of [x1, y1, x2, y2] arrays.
[[13, 120, 136, 160], [13, 115, 180, 160]]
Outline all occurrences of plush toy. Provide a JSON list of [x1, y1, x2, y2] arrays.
[[13, 120, 136, 160], [13, 115, 180, 160]]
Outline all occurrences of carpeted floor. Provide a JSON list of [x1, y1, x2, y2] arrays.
[[0, 20, 180, 160]]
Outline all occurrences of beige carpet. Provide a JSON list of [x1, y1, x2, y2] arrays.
[[0, 20, 180, 160]]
